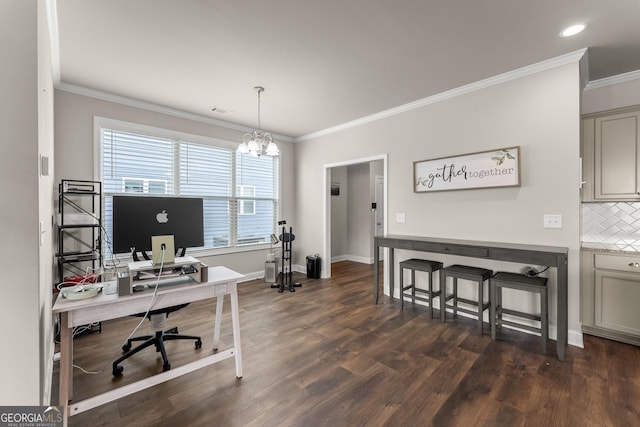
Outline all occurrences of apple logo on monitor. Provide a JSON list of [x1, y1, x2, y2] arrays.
[[156, 210, 169, 224]]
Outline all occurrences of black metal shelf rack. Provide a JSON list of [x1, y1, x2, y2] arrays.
[[56, 179, 103, 284]]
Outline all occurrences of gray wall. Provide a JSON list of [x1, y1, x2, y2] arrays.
[[294, 62, 583, 344], [0, 0, 55, 404]]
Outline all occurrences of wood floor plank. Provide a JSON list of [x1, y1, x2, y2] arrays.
[[604, 338, 640, 426], [51, 260, 640, 426]]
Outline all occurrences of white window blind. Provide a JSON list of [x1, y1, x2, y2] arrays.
[[100, 126, 279, 256]]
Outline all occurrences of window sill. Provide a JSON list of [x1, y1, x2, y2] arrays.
[[190, 243, 272, 258]]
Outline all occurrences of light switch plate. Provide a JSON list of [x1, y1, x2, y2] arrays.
[[396, 213, 406, 223], [543, 214, 562, 229], [40, 154, 49, 176]]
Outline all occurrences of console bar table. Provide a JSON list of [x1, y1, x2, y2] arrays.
[[373, 234, 569, 361]]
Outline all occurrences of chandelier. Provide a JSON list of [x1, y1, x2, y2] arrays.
[[237, 86, 279, 157]]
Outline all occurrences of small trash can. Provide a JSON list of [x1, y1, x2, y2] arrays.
[[306, 255, 321, 279]]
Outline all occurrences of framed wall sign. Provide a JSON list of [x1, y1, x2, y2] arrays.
[[414, 146, 520, 193]]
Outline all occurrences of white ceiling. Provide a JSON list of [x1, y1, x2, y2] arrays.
[[55, 0, 640, 140]]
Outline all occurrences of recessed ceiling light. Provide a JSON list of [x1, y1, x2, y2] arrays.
[[560, 24, 586, 37]]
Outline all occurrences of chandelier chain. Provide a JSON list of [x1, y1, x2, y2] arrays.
[[255, 86, 264, 132], [257, 88, 261, 131]]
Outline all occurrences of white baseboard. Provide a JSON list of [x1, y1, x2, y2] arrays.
[[331, 254, 373, 264], [567, 328, 584, 348], [239, 265, 306, 283], [238, 270, 264, 283]]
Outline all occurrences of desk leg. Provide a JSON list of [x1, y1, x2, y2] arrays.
[[213, 296, 224, 351], [374, 240, 380, 304], [557, 258, 568, 361], [59, 313, 72, 425], [389, 248, 395, 300], [229, 284, 243, 378]]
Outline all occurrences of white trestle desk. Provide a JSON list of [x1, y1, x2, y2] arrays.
[[53, 266, 244, 425]]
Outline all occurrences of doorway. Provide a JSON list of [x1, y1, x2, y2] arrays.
[[323, 154, 388, 278]]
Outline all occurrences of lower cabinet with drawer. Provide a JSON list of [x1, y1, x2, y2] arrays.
[[581, 250, 640, 345]]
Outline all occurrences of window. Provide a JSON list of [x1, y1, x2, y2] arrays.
[[99, 121, 279, 256], [122, 177, 168, 194], [237, 185, 256, 215]]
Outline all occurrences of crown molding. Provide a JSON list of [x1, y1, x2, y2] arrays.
[[579, 48, 589, 90], [584, 69, 640, 91], [296, 49, 587, 142], [55, 82, 295, 142]]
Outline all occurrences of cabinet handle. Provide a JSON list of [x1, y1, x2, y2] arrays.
[[628, 262, 640, 268]]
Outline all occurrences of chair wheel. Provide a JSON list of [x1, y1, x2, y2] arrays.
[[162, 362, 171, 372], [122, 343, 131, 352], [195, 339, 202, 349], [113, 365, 124, 377]]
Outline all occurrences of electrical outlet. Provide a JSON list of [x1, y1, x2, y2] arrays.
[[543, 214, 562, 229], [396, 213, 406, 223]]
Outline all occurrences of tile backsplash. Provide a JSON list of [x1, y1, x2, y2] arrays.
[[582, 202, 640, 252]]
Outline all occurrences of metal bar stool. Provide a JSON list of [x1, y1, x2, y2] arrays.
[[490, 272, 549, 354], [441, 264, 493, 334], [399, 258, 443, 318]]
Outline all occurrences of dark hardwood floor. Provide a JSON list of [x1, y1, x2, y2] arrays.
[[53, 261, 640, 426]]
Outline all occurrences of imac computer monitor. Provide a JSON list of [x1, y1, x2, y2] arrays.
[[112, 195, 204, 255]]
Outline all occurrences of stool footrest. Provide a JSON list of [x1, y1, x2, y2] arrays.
[[499, 307, 541, 322], [454, 297, 490, 311], [497, 319, 542, 334], [402, 288, 441, 297], [403, 293, 440, 306], [402, 285, 440, 298], [447, 305, 480, 318]]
